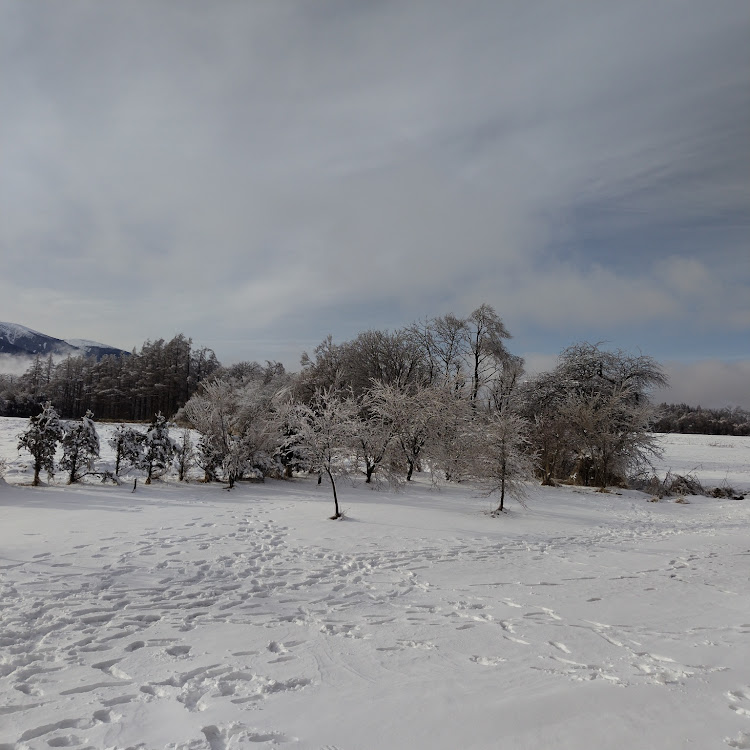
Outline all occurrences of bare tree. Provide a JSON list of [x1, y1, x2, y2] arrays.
[[561, 383, 661, 489], [468, 412, 535, 512], [465, 304, 512, 405]]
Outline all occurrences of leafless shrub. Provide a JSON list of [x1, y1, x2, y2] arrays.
[[710, 482, 745, 500], [631, 470, 744, 500], [630, 469, 705, 498]]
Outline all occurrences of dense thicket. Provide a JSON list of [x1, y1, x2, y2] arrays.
[[0, 335, 220, 420], [652, 404, 750, 436], [174, 309, 669, 502]]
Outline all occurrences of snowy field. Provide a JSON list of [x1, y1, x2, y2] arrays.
[[1, 416, 749, 750]]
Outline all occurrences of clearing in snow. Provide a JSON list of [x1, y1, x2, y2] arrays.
[[1, 418, 749, 749]]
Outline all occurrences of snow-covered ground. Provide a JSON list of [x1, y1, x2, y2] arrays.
[[1, 417, 749, 750]]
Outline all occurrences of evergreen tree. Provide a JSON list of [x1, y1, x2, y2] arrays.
[[18, 402, 64, 486], [141, 413, 175, 484], [108, 424, 145, 476], [60, 411, 100, 484]]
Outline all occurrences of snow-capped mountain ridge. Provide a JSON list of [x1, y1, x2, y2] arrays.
[[0, 322, 126, 359]]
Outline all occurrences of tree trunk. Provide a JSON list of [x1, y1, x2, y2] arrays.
[[497, 447, 507, 512], [326, 468, 341, 518]]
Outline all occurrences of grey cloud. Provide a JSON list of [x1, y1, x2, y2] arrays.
[[1, 1, 747, 396], [662, 360, 750, 410]]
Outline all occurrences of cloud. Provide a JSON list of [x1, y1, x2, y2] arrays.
[[661, 360, 750, 410], [0, 1, 747, 405]]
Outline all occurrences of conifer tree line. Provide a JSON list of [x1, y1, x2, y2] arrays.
[[0, 334, 220, 420], [8, 305, 673, 509]]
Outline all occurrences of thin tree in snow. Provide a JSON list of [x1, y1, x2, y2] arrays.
[[469, 412, 535, 513], [284, 388, 358, 519]]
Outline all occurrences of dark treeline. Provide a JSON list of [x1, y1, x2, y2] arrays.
[[652, 403, 750, 436], [0, 334, 222, 420]]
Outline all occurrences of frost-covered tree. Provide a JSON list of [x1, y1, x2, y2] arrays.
[[368, 382, 445, 481], [174, 427, 195, 482], [430, 390, 476, 482], [284, 388, 358, 519], [60, 411, 100, 484], [520, 342, 667, 488], [561, 384, 660, 489], [353, 407, 397, 485], [196, 434, 223, 483], [465, 304, 513, 405], [141, 413, 175, 484], [182, 376, 288, 486], [108, 424, 145, 476], [18, 402, 64, 486], [183, 379, 234, 482], [407, 305, 512, 405], [468, 412, 535, 513], [229, 381, 287, 481]]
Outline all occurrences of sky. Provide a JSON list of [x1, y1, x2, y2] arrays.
[[1, 1, 748, 408]]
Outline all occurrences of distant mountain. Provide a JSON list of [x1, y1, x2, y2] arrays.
[[0, 323, 128, 360]]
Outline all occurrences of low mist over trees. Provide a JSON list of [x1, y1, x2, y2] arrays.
[[0, 334, 219, 420], [4, 305, 685, 503]]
